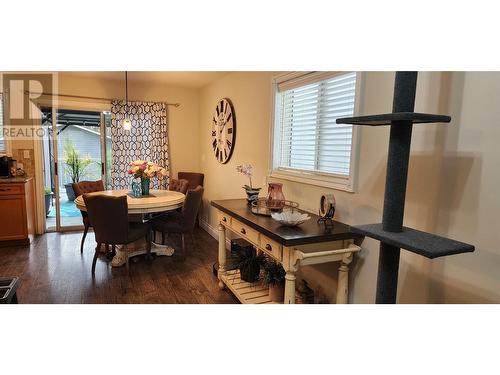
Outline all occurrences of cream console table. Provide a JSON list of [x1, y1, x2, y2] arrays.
[[211, 199, 364, 304]]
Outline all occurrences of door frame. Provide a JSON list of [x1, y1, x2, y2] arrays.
[[33, 97, 111, 233]]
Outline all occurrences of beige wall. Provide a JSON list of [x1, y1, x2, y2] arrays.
[[199, 71, 500, 303]]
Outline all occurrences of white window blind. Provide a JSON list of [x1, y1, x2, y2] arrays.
[[275, 72, 357, 177], [0, 93, 4, 153]]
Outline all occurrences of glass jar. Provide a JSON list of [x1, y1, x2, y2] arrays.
[[131, 180, 141, 198]]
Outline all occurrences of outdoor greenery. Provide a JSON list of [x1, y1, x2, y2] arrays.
[[63, 138, 95, 183]]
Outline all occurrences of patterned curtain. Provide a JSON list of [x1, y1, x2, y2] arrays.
[[110, 100, 170, 189]]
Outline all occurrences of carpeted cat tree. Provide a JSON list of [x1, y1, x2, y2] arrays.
[[337, 72, 475, 303]]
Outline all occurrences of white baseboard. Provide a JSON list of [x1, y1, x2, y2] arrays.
[[200, 219, 231, 249]]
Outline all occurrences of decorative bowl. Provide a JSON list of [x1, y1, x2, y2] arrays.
[[271, 210, 311, 227]]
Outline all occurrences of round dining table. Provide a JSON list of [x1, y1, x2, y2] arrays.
[[75, 189, 185, 267]]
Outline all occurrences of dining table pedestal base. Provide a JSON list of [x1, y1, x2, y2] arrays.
[[110, 238, 175, 267]]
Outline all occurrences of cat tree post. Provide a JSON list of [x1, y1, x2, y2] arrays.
[[377, 72, 417, 303], [337, 71, 475, 304]]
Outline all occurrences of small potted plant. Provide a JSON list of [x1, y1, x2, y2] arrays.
[[233, 246, 266, 283], [262, 259, 286, 302], [63, 138, 94, 201], [44, 186, 53, 216], [236, 164, 261, 205]]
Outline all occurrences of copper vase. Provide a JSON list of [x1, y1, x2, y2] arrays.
[[266, 182, 285, 210]]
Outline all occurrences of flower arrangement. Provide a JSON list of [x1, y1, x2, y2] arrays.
[[236, 163, 261, 204], [128, 160, 168, 196], [128, 160, 168, 179]]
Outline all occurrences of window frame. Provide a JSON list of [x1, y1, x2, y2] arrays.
[[269, 71, 362, 192]]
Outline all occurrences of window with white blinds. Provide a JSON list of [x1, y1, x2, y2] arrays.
[[271, 72, 358, 191], [0, 93, 5, 153]]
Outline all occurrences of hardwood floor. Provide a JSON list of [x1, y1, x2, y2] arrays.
[[0, 228, 238, 303]]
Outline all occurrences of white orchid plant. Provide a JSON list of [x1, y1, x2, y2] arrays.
[[236, 164, 260, 191]]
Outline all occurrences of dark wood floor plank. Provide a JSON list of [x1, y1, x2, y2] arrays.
[[0, 228, 237, 304]]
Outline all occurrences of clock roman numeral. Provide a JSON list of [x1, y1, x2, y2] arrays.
[[212, 130, 216, 136], [220, 100, 224, 113], [227, 128, 233, 134], [226, 140, 232, 148], [212, 139, 217, 149], [226, 113, 232, 122]]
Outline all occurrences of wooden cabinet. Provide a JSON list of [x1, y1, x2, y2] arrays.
[[0, 178, 34, 246]]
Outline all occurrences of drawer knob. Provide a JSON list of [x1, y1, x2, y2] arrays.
[[265, 244, 272, 251], [222, 217, 227, 222], [240, 228, 246, 235]]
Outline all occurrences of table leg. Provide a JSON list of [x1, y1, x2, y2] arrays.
[[284, 271, 296, 304], [111, 238, 175, 267], [218, 223, 226, 289], [336, 252, 353, 304]]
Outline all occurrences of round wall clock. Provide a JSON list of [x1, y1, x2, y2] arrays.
[[211, 98, 235, 164]]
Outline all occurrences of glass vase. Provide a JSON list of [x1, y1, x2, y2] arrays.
[[266, 182, 285, 210], [141, 177, 151, 196], [131, 180, 141, 198]]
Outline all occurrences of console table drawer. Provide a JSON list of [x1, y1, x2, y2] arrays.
[[231, 219, 259, 245], [259, 235, 282, 261], [0, 184, 23, 195], [217, 211, 231, 227]]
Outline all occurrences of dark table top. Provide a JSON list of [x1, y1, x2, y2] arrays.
[[211, 199, 363, 247]]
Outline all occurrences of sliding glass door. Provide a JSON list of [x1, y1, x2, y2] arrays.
[[41, 107, 112, 231]]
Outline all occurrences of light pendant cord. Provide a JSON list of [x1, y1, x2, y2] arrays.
[[125, 71, 128, 117]]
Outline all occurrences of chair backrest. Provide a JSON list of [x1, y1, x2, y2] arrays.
[[72, 180, 105, 197], [178, 172, 204, 191], [83, 194, 129, 245], [168, 178, 189, 194], [181, 185, 204, 230], [73, 180, 105, 220]]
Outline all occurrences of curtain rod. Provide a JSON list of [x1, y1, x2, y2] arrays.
[[21, 90, 181, 107]]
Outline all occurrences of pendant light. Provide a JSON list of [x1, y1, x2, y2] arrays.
[[122, 71, 132, 131]]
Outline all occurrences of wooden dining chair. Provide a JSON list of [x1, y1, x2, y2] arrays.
[[83, 194, 152, 275], [72, 180, 105, 254], [152, 186, 204, 258]]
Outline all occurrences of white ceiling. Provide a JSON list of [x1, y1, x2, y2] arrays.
[[60, 71, 229, 89]]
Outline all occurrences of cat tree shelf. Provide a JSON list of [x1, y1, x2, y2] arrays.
[[336, 112, 451, 126], [352, 224, 474, 259]]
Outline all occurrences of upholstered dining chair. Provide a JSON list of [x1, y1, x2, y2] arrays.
[[168, 178, 189, 194], [177, 172, 204, 191], [83, 194, 152, 275], [177, 172, 204, 226], [152, 186, 204, 258], [72, 180, 105, 254]]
